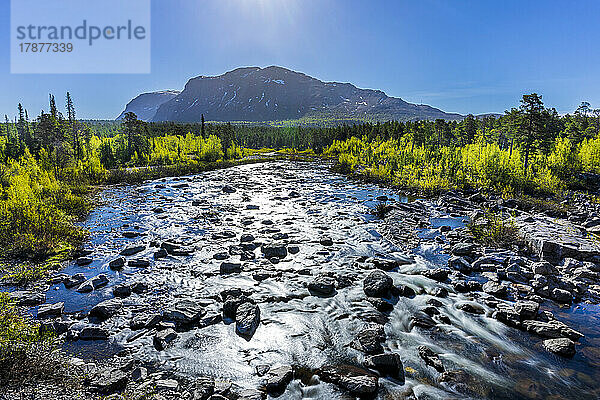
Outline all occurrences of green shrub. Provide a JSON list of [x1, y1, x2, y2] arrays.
[[0, 292, 64, 386], [468, 213, 522, 247]]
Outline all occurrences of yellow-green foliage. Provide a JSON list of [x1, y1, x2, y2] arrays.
[[150, 133, 224, 165], [579, 134, 600, 173], [0, 150, 87, 258], [325, 135, 600, 196]]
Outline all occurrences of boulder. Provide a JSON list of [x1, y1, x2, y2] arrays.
[[130, 313, 162, 330], [90, 368, 128, 394], [551, 288, 572, 304], [131, 366, 148, 382], [482, 281, 508, 299], [89, 298, 123, 320], [108, 257, 126, 270], [451, 243, 477, 256], [265, 365, 293, 394], [163, 300, 206, 326], [370, 258, 401, 271], [418, 346, 445, 372], [288, 245, 300, 254], [448, 256, 472, 273], [8, 291, 45, 306], [76, 257, 93, 266], [128, 258, 150, 268], [131, 282, 148, 294], [235, 302, 260, 338], [113, 284, 131, 298], [411, 311, 437, 329], [37, 302, 64, 319], [422, 268, 449, 282], [363, 271, 393, 297], [352, 324, 386, 355], [542, 338, 576, 357], [523, 320, 584, 341], [153, 328, 178, 351], [154, 249, 168, 259], [532, 261, 559, 276], [308, 275, 336, 297], [456, 302, 485, 314], [79, 326, 109, 340], [320, 237, 334, 246], [514, 301, 539, 320], [120, 245, 145, 256], [156, 379, 180, 391], [64, 273, 86, 288], [365, 353, 404, 380], [317, 365, 379, 397], [261, 244, 287, 259], [240, 234, 255, 242], [220, 262, 242, 274]]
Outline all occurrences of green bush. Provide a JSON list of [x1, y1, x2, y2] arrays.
[[0, 292, 63, 386]]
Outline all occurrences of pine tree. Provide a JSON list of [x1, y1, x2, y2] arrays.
[[515, 93, 551, 175], [66, 92, 79, 159], [49, 94, 58, 119], [201, 114, 205, 137]]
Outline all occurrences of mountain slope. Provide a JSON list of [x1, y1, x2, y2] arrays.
[[121, 66, 465, 123], [117, 90, 180, 121]]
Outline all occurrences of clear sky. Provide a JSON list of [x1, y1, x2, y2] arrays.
[[1, 0, 599, 119]]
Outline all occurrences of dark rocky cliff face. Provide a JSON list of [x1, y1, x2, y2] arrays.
[[146, 66, 462, 123], [117, 90, 180, 121]]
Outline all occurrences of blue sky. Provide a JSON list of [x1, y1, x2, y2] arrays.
[[1, 0, 599, 119]]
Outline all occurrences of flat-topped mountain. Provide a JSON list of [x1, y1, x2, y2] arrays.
[[119, 66, 464, 123]]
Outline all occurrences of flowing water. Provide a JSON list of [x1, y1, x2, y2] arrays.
[[36, 160, 600, 399]]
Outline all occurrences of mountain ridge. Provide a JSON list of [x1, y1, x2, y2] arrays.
[[118, 66, 466, 124]]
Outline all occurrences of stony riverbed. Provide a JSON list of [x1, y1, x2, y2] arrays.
[[6, 160, 600, 399]]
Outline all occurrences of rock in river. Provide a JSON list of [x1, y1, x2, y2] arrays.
[[120, 245, 145, 256], [261, 243, 287, 259], [418, 345, 445, 372], [317, 364, 379, 397], [37, 302, 64, 319], [153, 328, 178, 351], [220, 262, 242, 274], [163, 300, 206, 327], [128, 258, 150, 268], [523, 320, 584, 341], [482, 281, 509, 299], [365, 353, 404, 380], [308, 275, 336, 297], [352, 324, 386, 355], [265, 365, 294, 394], [89, 298, 123, 320], [79, 326, 110, 341], [363, 270, 393, 298], [542, 338, 576, 357], [108, 257, 126, 270], [235, 302, 260, 338], [8, 291, 45, 306], [76, 274, 109, 293]]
